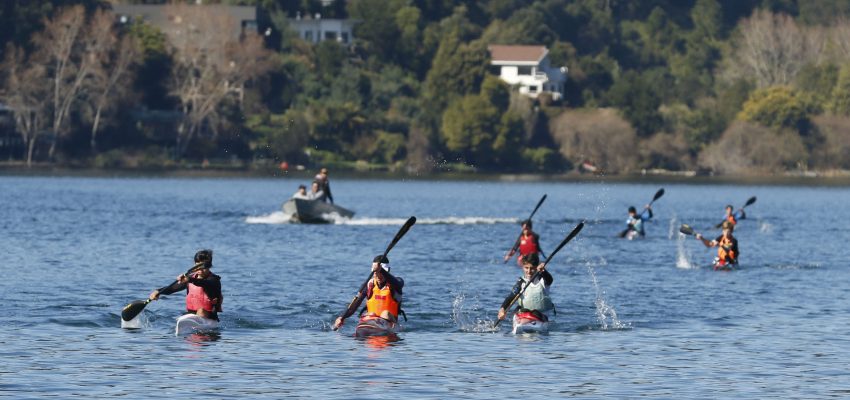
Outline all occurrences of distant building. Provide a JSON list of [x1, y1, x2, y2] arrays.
[[111, 4, 258, 39], [488, 45, 567, 101], [290, 13, 356, 45]]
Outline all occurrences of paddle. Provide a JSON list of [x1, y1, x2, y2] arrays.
[[120, 262, 205, 322], [619, 188, 664, 238], [504, 194, 547, 263], [715, 196, 756, 228], [334, 216, 417, 330], [495, 221, 584, 328]]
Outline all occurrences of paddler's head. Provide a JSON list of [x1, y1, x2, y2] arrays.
[[521, 219, 532, 233], [725, 205, 734, 214], [521, 253, 539, 278], [721, 221, 734, 235], [193, 249, 213, 276], [373, 255, 390, 283], [628, 206, 637, 216]]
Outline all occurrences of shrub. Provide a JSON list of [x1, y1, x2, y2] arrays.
[[811, 115, 850, 169], [698, 121, 807, 174], [549, 108, 639, 174]]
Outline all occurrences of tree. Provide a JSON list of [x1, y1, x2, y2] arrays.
[[549, 108, 639, 174], [828, 64, 850, 116], [0, 45, 50, 166], [698, 121, 807, 174], [163, 3, 275, 158], [738, 86, 816, 133]]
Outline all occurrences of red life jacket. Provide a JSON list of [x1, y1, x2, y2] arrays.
[[518, 233, 539, 255], [185, 280, 215, 312]]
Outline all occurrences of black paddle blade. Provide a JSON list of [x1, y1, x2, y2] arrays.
[[383, 216, 416, 257], [744, 196, 757, 208], [652, 188, 665, 202], [679, 224, 695, 236], [121, 299, 149, 321]]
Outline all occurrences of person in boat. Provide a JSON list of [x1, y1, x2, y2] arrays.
[[497, 253, 554, 323], [307, 180, 326, 202], [696, 221, 739, 269], [624, 204, 653, 238], [722, 204, 746, 226], [148, 249, 223, 321], [291, 184, 309, 200], [504, 219, 546, 266], [332, 255, 404, 330], [314, 167, 334, 204]]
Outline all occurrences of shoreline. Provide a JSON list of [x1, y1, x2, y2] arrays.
[[3, 164, 850, 186]]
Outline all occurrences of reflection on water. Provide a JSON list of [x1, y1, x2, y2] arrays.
[[359, 334, 402, 350]]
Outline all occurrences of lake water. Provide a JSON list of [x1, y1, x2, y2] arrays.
[[1, 176, 848, 398]]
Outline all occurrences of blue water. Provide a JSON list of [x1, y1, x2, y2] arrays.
[[1, 176, 849, 398]]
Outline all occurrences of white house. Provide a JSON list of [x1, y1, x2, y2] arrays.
[[488, 45, 567, 101], [290, 13, 356, 45]]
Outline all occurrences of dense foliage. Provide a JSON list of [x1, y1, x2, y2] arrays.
[[2, 0, 850, 175]]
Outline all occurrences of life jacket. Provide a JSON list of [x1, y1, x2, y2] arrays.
[[185, 280, 215, 312], [517, 276, 554, 312], [518, 233, 539, 255], [717, 235, 737, 263], [726, 214, 738, 225], [366, 278, 400, 319]]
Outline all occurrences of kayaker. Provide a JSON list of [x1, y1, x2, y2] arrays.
[[291, 184, 309, 200], [149, 249, 224, 321], [332, 255, 404, 330], [504, 220, 546, 266], [696, 221, 739, 269], [722, 204, 746, 226], [624, 204, 653, 238], [314, 167, 334, 204], [497, 253, 554, 322], [308, 180, 326, 202]]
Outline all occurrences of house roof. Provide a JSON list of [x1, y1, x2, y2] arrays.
[[488, 45, 548, 63]]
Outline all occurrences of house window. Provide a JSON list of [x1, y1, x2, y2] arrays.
[[325, 31, 337, 41], [304, 31, 313, 41], [341, 32, 349, 43], [518, 66, 532, 75], [528, 85, 538, 93]]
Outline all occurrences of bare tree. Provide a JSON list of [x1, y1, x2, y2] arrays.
[[549, 108, 639, 174], [1, 45, 51, 166], [727, 10, 824, 88], [85, 10, 138, 151], [163, 3, 274, 157]]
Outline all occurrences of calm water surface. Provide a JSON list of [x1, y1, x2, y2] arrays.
[[1, 176, 848, 398]]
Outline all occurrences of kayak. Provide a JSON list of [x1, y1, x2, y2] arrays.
[[282, 198, 354, 223], [175, 313, 219, 336], [512, 310, 550, 334], [354, 314, 399, 337], [713, 257, 738, 271]]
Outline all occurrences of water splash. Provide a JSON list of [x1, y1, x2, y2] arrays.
[[120, 312, 150, 329], [668, 215, 677, 240], [586, 263, 629, 330], [758, 219, 773, 234], [451, 292, 499, 333], [245, 211, 293, 224], [676, 232, 698, 269]]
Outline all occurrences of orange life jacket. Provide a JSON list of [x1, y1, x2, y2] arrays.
[[717, 235, 737, 262], [185, 274, 215, 312], [366, 278, 400, 319], [726, 214, 737, 225]]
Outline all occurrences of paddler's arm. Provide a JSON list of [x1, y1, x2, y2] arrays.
[[149, 278, 188, 300], [333, 284, 369, 330], [497, 279, 523, 320], [537, 268, 553, 286], [694, 233, 715, 248], [643, 205, 653, 220]]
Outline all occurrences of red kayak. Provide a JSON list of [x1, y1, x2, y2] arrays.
[[354, 314, 399, 337], [512, 310, 550, 334]]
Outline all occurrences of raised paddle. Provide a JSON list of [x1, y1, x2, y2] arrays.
[[333, 216, 417, 330], [504, 194, 547, 263], [619, 188, 665, 238], [715, 196, 757, 228], [495, 221, 584, 328], [121, 262, 205, 322]]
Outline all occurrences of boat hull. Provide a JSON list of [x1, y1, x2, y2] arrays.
[[354, 315, 399, 337], [512, 311, 550, 334], [282, 199, 355, 223], [175, 314, 220, 336]]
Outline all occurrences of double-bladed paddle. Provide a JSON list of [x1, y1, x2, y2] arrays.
[[495, 221, 584, 328], [120, 262, 205, 322], [619, 188, 665, 238], [333, 216, 416, 330], [715, 196, 757, 228], [504, 194, 547, 263], [679, 223, 712, 246]]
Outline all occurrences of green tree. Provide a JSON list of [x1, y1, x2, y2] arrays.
[[605, 70, 666, 136], [738, 86, 817, 133], [828, 64, 850, 116], [440, 94, 499, 166]]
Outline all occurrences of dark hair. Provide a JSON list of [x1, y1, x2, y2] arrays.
[[373, 255, 389, 264], [298, 184, 306, 190], [628, 206, 637, 213], [194, 249, 213, 268], [726, 205, 734, 210], [522, 219, 532, 228], [521, 253, 540, 266]]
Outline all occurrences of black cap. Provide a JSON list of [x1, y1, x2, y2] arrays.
[[628, 206, 636, 213], [373, 255, 389, 264], [194, 249, 213, 268]]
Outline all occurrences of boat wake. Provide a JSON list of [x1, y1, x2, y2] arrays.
[[244, 213, 516, 226]]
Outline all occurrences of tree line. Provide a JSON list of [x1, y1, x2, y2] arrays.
[[2, 0, 850, 175]]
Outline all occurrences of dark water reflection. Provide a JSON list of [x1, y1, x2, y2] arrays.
[[1, 176, 848, 398]]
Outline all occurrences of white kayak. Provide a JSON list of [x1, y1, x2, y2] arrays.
[[512, 311, 550, 334], [354, 315, 399, 337], [175, 314, 220, 336]]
